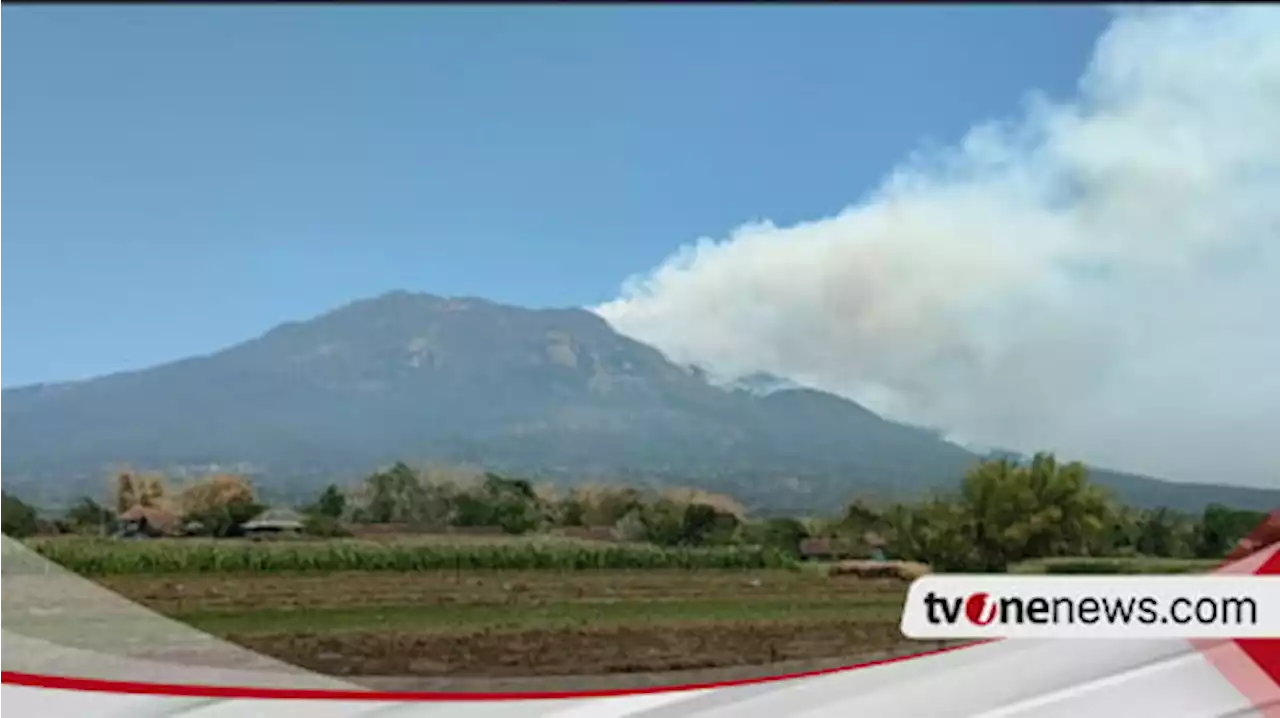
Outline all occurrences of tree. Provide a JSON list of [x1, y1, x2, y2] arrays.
[[114, 471, 169, 513], [758, 517, 810, 555], [1102, 503, 1146, 557], [185, 496, 265, 538], [1134, 508, 1195, 558], [302, 514, 352, 538], [2, 491, 39, 538], [309, 484, 347, 520], [445, 472, 545, 534], [582, 486, 643, 527], [1196, 505, 1268, 559], [176, 474, 255, 516], [479, 473, 544, 534], [65, 497, 115, 535], [679, 502, 739, 546], [482, 473, 537, 501], [168, 474, 263, 537], [366, 463, 412, 523], [883, 497, 982, 572], [452, 490, 495, 527], [638, 499, 686, 546], [841, 496, 883, 534], [879, 453, 1113, 572], [959, 453, 1111, 571], [491, 492, 543, 535], [556, 495, 586, 527], [355, 462, 449, 525]]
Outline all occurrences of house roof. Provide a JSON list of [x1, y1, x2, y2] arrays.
[[118, 505, 181, 534], [800, 534, 886, 557], [242, 507, 305, 531], [800, 537, 857, 556]]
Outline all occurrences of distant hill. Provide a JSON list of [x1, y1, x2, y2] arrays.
[[3, 291, 1276, 514]]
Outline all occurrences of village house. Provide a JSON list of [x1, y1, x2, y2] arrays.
[[241, 507, 305, 538], [799, 531, 888, 561], [117, 505, 181, 538]]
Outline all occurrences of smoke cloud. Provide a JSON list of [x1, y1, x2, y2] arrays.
[[595, 7, 1280, 488]]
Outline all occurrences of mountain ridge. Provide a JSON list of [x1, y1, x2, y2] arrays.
[[3, 291, 1276, 514]]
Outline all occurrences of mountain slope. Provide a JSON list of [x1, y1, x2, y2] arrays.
[[3, 291, 1276, 513]]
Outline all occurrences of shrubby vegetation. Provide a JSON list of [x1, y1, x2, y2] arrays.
[[2, 453, 1269, 573], [830, 454, 1266, 571], [2, 491, 39, 538]]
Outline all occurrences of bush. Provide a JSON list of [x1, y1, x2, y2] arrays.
[[2, 492, 39, 538], [302, 515, 353, 538]]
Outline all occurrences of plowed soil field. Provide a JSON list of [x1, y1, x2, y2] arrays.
[[97, 569, 934, 682]]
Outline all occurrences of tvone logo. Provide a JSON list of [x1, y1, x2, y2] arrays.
[[922, 590, 1003, 627], [964, 592, 998, 626]]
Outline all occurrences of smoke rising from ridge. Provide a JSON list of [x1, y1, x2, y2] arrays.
[[595, 7, 1280, 488]]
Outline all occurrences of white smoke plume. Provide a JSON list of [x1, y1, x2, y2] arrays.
[[595, 7, 1280, 488]]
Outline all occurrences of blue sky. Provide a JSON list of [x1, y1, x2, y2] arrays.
[[3, 6, 1111, 387]]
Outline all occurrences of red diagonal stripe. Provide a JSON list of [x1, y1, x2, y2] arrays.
[[1235, 546, 1280, 690], [1199, 510, 1280, 716]]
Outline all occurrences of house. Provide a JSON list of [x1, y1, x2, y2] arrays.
[[799, 532, 889, 561], [865, 531, 889, 561], [241, 507, 305, 538], [799, 537, 860, 561], [118, 505, 181, 538]]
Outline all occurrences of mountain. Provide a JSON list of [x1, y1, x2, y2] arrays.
[[3, 291, 1276, 514], [723, 372, 808, 396]]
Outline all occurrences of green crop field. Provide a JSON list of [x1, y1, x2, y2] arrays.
[[22, 536, 799, 575]]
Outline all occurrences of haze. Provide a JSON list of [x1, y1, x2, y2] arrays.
[[597, 7, 1280, 489]]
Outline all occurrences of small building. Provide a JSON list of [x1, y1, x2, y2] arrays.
[[864, 531, 889, 561], [241, 507, 305, 538], [118, 505, 181, 538], [800, 532, 889, 561], [799, 537, 860, 561]]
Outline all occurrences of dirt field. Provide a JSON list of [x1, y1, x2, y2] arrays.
[[229, 620, 917, 678], [95, 569, 921, 680], [98, 569, 906, 612]]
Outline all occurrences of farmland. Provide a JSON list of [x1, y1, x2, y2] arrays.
[[93, 568, 912, 678], [22, 536, 799, 575], [10, 535, 932, 685], [8, 528, 1246, 694], [14, 534, 1228, 687]]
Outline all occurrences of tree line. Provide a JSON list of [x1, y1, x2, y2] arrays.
[[1, 453, 1269, 572]]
